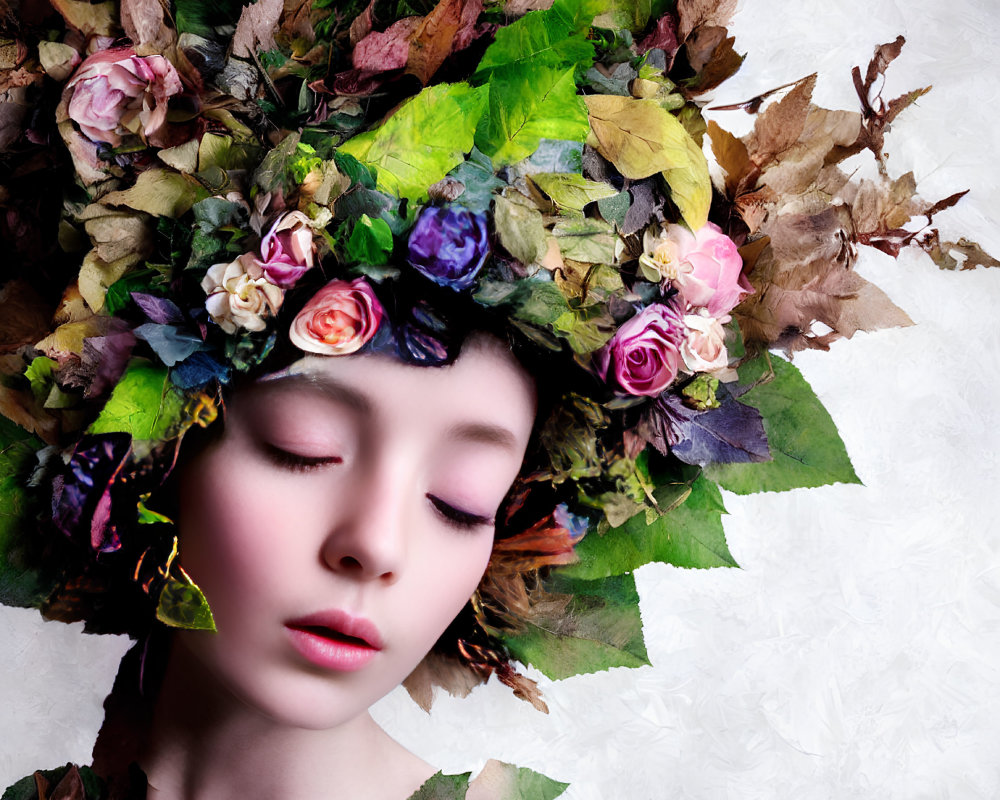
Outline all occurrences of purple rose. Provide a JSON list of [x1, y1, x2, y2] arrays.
[[601, 303, 685, 397], [407, 206, 489, 291]]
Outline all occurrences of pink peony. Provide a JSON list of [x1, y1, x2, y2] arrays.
[[603, 303, 685, 397], [257, 211, 315, 288], [289, 278, 383, 356], [202, 254, 284, 334], [66, 47, 182, 146], [680, 312, 729, 373], [642, 222, 752, 318]]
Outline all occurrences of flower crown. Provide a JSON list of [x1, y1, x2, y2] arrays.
[[1, 0, 995, 710]]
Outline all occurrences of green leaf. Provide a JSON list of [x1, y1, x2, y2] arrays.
[[24, 356, 57, 405], [662, 130, 712, 231], [475, 0, 597, 79], [705, 354, 861, 493], [594, 0, 672, 31], [87, 360, 185, 442], [469, 762, 569, 800], [505, 572, 649, 679], [105, 268, 167, 315], [407, 771, 471, 800], [157, 566, 216, 631], [597, 189, 631, 228], [446, 149, 505, 212], [551, 218, 618, 264], [339, 83, 488, 202], [0, 416, 50, 608], [345, 214, 394, 265], [561, 475, 737, 579], [552, 306, 615, 353], [174, 0, 246, 36], [530, 172, 619, 213], [476, 66, 590, 167], [493, 193, 548, 265]]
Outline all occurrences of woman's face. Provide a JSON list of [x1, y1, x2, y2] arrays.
[[176, 337, 536, 729]]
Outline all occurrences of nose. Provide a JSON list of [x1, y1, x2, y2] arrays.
[[319, 466, 408, 583]]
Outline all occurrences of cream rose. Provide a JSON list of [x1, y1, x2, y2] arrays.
[[680, 312, 729, 373], [201, 254, 283, 334]]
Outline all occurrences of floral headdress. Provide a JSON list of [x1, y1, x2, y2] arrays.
[[0, 0, 995, 711]]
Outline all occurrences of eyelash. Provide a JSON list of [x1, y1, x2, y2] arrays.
[[427, 494, 493, 531], [262, 443, 342, 472]]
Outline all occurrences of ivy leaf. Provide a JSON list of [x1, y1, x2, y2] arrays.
[[345, 214, 394, 265], [475, 65, 589, 167], [87, 360, 185, 442], [101, 168, 199, 218], [157, 565, 216, 631], [530, 172, 619, 213], [408, 771, 471, 800], [0, 416, 50, 608], [474, 0, 597, 79], [339, 82, 488, 202], [468, 761, 569, 800], [560, 475, 737, 579], [505, 572, 649, 680], [705, 354, 860, 493]]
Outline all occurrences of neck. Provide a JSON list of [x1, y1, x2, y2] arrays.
[[139, 639, 435, 800]]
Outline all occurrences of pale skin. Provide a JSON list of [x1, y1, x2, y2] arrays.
[[140, 336, 537, 800]]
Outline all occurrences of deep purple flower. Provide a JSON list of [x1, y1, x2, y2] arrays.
[[407, 205, 489, 291]]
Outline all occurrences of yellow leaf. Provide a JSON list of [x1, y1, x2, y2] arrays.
[[78, 251, 138, 312], [50, 0, 117, 36], [100, 168, 198, 218], [585, 95, 711, 229]]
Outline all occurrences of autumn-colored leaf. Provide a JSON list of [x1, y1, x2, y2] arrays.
[[121, 0, 175, 54], [231, 0, 283, 59], [683, 26, 743, 95], [406, 0, 483, 85], [100, 168, 199, 218], [49, 0, 118, 36], [352, 16, 422, 73], [920, 232, 1000, 271], [676, 0, 737, 41], [746, 73, 816, 169]]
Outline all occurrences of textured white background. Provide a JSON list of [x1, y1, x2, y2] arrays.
[[2, 0, 999, 797]]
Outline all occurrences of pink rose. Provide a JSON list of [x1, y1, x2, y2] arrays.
[[643, 222, 752, 317], [602, 303, 685, 397], [257, 211, 315, 288], [202, 253, 284, 334], [66, 47, 182, 146], [289, 278, 383, 356], [680, 312, 729, 373]]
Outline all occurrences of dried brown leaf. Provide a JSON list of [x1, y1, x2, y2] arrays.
[[402, 651, 485, 711], [920, 232, 1000, 271], [683, 27, 743, 95], [746, 73, 816, 169], [49, 0, 117, 36], [0, 280, 54, 354], [676, 0, 737, 41], [349, 0, 376, 45], [352, 16, 421, 72], [121, 0, 173, 54], [232, 0, 283, 59], [406, 0, 469, 85], [707, 119, 752, 198]]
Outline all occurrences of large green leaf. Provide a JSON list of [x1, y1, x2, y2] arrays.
[[561, 475, 737, 580], [475, 0, 598, 79], [469, 762, 569, 800], [530, 172, 619, 213], [87, 360, 185, 442], [705, 354, 861, 493], [475, 66, 590, 167], [408, 771, 471, 800], [504, 573, 649, 680], [0, 416, 50, 608], [339, 82, 487, 202]]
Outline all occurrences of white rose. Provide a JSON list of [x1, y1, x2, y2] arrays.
[[201, 253, 283, 334], [680, 312, 729, 374]]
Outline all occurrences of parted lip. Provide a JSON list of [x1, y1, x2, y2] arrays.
[[284, 609, 384, 650]]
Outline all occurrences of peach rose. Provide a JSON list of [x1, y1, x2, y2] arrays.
[[202, 254, 283, 334], [289, 278, 383, 356]]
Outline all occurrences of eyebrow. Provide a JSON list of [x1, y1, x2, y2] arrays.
[[446, 421, 520, 453], [255, 371, 373, 415]]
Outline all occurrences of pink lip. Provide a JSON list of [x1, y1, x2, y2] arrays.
[[284, 610, 383, 672]]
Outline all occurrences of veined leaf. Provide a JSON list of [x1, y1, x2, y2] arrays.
[[476, 66, 589, 167], [494, 192, 548, 265], [408, 771, 472, 800], [469, 761, 569, 800], [475, 0, 597, 79], [339, 82, 487, 202], [504, 572, 649, 680], [705, 354, 861, 493], [100, 168, 199, 218], [157, 566, 216, 631], [585, 95, 711, 228], [560, 475, 737, 579], [87, 360, 185, 442], [531, 172, 619, 213]]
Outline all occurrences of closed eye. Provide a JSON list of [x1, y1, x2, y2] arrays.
[[426, 494, 493, 531], [262, 443, 343, 472]]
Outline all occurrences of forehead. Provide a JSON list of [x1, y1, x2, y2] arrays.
[[249, 341, 537, 446]]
